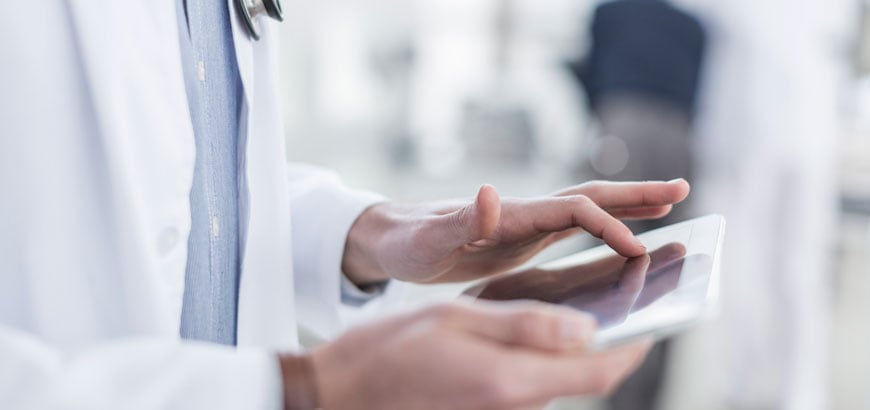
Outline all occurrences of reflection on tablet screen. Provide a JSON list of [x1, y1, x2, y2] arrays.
[[467, 243, 687, 329]]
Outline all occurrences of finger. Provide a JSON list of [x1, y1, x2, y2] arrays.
[[607, 205, 673, 220], [428, 185, 501, 250], [533, 196, 646, 257], [550, 340, 653, 397], [509, 339, 654, 404], [555, 179, 690, 209], [444, 299, 598, 351]]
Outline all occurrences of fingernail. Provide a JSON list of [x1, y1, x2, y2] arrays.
[[667, 178, 686, 184]]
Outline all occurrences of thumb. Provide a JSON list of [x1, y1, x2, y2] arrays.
[[449, 299, 598, 351], [436, 184, 501, 249]]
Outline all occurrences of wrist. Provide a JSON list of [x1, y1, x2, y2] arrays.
[[342, 202, 393, 284], [278, 353, 320, 410]]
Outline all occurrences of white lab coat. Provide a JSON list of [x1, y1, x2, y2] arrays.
[[0, 1, 383, 409]]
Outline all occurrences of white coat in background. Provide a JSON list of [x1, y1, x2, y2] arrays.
[[0, 1, 385, 408], [665, 0, 852, 409]]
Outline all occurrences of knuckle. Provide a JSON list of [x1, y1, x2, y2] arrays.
[[572, 195, 595, 208], [579, 181, 605, 196]]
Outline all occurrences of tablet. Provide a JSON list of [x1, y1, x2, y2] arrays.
[[463, 214, 726, 349]]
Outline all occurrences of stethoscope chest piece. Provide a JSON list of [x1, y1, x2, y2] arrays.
[[236, 0, 283, 41]]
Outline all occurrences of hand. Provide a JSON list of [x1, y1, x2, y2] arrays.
[[343, 179, 690, 284], [306, 300, 652, 410]]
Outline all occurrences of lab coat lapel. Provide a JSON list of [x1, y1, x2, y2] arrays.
[[225, 0, 300, 350], [65, 1, 194, 156], [65, 1, 197, 332]]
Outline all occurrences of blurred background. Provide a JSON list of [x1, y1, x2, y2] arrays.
[[278, 0, 870, 409]]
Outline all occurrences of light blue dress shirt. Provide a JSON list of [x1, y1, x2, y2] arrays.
[[177, 0, 243, 346]]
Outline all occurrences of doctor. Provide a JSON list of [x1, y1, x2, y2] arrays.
[[0, 1, 690, 409]]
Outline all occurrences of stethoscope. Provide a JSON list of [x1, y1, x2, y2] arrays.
[[236, 0, 283, 41]]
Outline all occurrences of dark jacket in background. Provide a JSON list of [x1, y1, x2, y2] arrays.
[[572, 0, 707, 114]]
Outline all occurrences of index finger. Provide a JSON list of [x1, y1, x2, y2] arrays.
[[555, 179, 690, 209], [447, 299, 599, 352], [531, 195, 646, 257], [505, 340, 653, 404]]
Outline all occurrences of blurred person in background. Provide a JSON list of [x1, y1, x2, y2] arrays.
[[669, 0, 852, 409], [0, 1, 694, 409], [571, 1, 852, 409]]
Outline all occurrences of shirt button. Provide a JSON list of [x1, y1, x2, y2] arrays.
[[157, 227, 180, 256], [211, 216, 220, 238]]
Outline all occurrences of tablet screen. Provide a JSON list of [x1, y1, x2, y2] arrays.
[[467, 243, 689, 327], [464, 215, 724, 346]]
